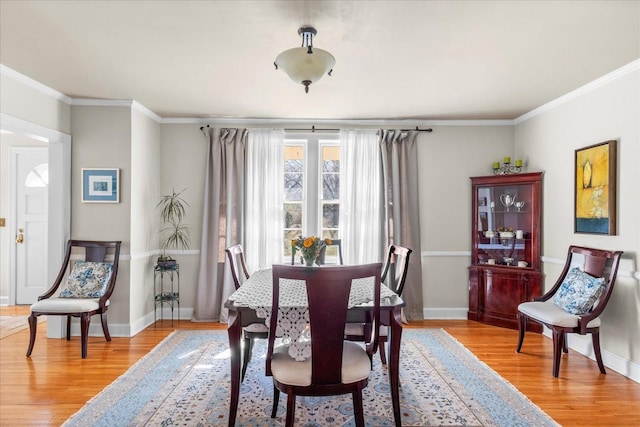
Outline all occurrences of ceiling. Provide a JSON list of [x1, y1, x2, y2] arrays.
[[1, 1, 638, 121]]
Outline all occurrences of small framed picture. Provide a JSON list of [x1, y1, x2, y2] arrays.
[[82, 168, 119, 203], [478, 197, 487, 207]]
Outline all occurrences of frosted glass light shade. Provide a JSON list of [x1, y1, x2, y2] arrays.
[[275, 47, 335, 92]]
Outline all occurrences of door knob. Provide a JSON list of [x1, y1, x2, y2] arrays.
[[16, 228, 24, 244]]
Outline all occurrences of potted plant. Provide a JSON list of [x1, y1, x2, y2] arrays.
[[157, 188, 190, 269]]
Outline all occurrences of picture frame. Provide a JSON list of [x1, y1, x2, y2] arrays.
[[82, 168, 120, 203], [478, 196, 487, 207], [574, 140, 616, 235]]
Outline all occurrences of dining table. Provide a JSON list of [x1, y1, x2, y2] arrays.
[[224, 267, 405, 427]]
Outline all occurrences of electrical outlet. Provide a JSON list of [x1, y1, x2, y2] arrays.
[[0, 218, 5, 227]]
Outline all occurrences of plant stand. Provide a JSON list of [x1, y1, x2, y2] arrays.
[[154, 264, 180, 326]]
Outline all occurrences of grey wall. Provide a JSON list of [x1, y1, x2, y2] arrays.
[[70, 105, 133, 331], [417, 125, 514, 316]]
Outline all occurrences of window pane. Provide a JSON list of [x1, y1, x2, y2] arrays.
[[322, 230, 339, 240], [284, 203, 302, 228], [25, 163, 49, 188], [322, 203, 339, 228], [285, 158, 303, 173], [322, 174, 339, 200], [284, 173, 303, 200]]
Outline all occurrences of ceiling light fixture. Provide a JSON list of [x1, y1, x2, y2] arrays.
[[274, 26, 335, 94]]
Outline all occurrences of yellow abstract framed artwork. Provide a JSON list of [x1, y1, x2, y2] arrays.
[[574, 140, 617, 235]]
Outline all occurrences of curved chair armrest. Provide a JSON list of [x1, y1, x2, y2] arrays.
[[38, 240, 74, 300]]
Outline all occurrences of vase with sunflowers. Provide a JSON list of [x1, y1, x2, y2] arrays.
[[292, 236, 332, 266]]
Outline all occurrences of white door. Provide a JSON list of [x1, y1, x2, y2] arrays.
[[13, 148, 49, 304]]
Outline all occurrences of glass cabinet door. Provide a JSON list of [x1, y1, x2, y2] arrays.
[[471, 172, 542, 271]]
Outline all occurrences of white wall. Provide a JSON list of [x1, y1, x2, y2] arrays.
[[0, 71, 71, 134], [130, 108, 161, 332], [515, 65, 640, 376]]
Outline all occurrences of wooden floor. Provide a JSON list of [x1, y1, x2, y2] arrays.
[[1, 306, 639, 426]]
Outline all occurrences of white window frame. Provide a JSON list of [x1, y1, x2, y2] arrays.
[[283, 131, 340, 258]]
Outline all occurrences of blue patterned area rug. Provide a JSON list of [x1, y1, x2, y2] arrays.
[[63, 329, 558, 427]]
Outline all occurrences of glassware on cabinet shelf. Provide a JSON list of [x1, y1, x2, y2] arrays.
[[500, 193, 516, 211]]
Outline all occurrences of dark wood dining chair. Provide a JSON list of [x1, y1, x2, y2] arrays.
[[225, 244, 269, 381], [27, 240, 121, 358], [516, 245, 622, 377], [267, 263, 382, 427], [345, 244, 412, 364], [316, 239, 343, 265]]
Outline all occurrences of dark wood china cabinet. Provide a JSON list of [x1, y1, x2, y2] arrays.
[[468, 172, 543, 332]]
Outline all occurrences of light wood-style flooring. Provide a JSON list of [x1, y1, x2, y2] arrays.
[[1, 305, 638, 426]]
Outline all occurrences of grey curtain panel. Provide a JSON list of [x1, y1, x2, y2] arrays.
[[193, 127, 248, 322], [379, 129, 424, 321]]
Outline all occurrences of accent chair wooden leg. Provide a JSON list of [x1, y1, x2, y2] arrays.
[[80, 313, 91, 358], [562, 332, 568, 353], [592, 331, 606, 374], [66, 315, 72, 340], [516, 312, 526, 352], [26, 314, 38, 357], [552, 329, 562, 377], [101, 313, 111, 341]]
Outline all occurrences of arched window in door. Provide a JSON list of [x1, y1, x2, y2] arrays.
[[25, 163, 49, 188]]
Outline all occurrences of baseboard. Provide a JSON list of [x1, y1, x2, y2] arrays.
[[423, 307, 468, 319], [0, 296, 9, 306], [541, 328, 640, 384]]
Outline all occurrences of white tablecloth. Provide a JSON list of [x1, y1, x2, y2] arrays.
[[228, 268, 396, 360]]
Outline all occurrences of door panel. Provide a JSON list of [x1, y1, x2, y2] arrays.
[[14, 148, 49, 304]]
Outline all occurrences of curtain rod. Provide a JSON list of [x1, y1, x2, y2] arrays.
[[286, 126, 433, 133], [201, 124, 433, 133]]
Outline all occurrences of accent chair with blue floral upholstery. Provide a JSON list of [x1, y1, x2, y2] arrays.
[[26, 240, 121, 358], [516, 245, 622, 377]]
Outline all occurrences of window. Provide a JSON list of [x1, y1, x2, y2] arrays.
[[283, 133, 340, 262], [25, 163, 49, 188]]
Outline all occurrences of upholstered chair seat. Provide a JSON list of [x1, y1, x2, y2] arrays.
[[270, 341, 371, 387], [518, 301, 601, 329], [30, 298, 106, 313]]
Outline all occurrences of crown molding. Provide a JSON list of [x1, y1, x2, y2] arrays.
[[71, 98, 162, 122], [161, 117, 514, 127], [514, 58, 640, 124], [0, 64, 72, 104]]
